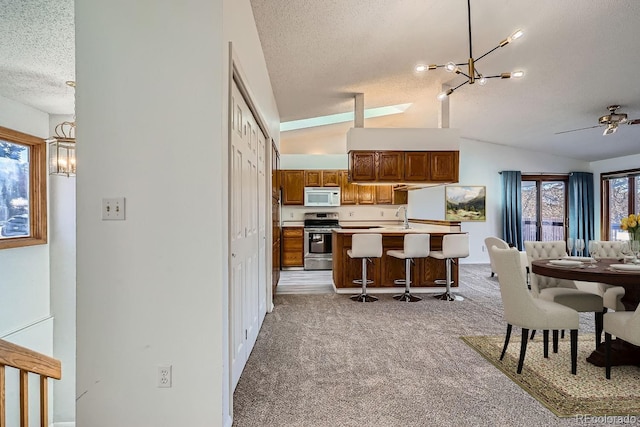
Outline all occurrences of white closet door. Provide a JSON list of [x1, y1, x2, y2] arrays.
[[229, 81, 267, 388]]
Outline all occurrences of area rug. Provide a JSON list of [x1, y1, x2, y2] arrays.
[[462, 334, 640, 417]]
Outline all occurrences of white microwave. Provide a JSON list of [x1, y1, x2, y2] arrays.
[[304, 187, 341, 207]]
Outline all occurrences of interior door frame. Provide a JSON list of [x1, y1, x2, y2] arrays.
[[226, 42, 274, 424]]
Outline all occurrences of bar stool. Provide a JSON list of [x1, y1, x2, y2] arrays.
[[348, 233, 383, 302], [430, 233, 469, 301], [387, 234, 430, 302]]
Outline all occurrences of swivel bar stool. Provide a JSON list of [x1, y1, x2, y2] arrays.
[[430, 233, 469, 301], [348, 233, 383, 302], [387, 233, 430, 302]]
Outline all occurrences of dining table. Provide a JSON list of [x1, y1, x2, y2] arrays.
[[530, 258, 640, 367]]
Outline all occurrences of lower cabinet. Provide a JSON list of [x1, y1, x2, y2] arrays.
[[333, 232, 458, 288], [282, 227, 304, 267]]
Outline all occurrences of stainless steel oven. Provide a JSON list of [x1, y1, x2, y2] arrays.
[[303, 212, 339, 270]]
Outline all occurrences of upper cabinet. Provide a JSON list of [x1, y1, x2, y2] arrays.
[[321, 170, 340, 187], [281, 170, 305, 205], [304, 170, 341, 187], [348, 150, 459, 184]]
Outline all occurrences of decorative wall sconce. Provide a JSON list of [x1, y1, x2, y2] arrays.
[[48, 81, 76, 177], [47, 121, 76, 177]]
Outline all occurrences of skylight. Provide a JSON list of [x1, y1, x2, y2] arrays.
[[280, 103, 412, 132]]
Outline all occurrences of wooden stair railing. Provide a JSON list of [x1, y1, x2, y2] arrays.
[[0, 338, 62, 427]]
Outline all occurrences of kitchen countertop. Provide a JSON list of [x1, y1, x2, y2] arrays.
[[334, 227, 460, 234]]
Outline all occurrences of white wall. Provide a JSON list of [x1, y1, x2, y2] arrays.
[[76, 1, 279, 426], [75, 1, 224, 425], [48, 114, 76, 424], [410, 139, 589, 263]]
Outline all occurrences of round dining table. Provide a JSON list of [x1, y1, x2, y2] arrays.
[[531, 258, 640, 367]]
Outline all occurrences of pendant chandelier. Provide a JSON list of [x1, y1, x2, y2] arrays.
[[47, 81, 76, 177], [415, 0, 524, 101]]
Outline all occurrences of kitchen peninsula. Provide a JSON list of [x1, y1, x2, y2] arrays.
[[332, 219, 463, 292]]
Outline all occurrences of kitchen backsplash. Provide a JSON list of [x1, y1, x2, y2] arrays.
[[281, 204, 407, 222]]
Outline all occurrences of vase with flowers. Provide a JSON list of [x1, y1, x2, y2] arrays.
[[621, 214, 640, 241], [621, 214, 640, 259]]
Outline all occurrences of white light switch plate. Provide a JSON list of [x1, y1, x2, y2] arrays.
[[102, 197, 126, 220]]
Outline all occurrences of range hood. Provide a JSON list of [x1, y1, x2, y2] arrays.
[[346, 128, 460, 151]]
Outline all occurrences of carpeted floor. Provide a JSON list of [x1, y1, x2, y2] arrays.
[[232, 264, 640, 426]]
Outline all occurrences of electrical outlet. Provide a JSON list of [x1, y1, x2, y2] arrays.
[[102, 197, 126, 220], [349, 211, 354, 217], [380, 211, 384, 217], [481, 245, 485, 252], [158, 365, 172, 388]]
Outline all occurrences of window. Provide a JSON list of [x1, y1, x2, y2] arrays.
[[521, 175, 568, 241], [601, 169, 640, 240], [0, 126, 47, 249]]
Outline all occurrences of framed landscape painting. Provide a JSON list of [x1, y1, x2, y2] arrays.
[[445, 186, 486, 221]]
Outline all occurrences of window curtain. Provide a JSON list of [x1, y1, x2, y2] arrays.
[[501, 170, 523, 250], [568, 172, 595, 252]]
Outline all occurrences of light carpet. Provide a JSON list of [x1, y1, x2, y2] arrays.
[[462, 334, 640, 417], [233, 264, 638, 426]]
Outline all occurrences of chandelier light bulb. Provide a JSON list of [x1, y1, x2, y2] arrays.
[[436, 89, 454, 101], [478, 75, 487, 86], [444, 62, 457, 73], [511, 70, 525, 78], [509, 29, 524, 42], [415, 64, 427, 72]]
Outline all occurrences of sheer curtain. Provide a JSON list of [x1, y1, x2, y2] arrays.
[[568, 172, 595, 250], [501, 170, 523, 250]]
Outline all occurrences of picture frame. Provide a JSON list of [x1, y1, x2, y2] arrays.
[[445, 186, 486, 222]]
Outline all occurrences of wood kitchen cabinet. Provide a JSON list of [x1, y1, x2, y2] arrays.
[[377, 151, 404, 181], [404, 152, 430, 181], [348, 150, 459, 184], [281, 170, 305, 205], [357, 185, 376, 204], [304, 170, 341, 187], [350, 151, 377, 181], [321, 170, 340, 187], [430, 151, 459, 182], [376, 186, 408, 205], [282, 227, 304, 267], [304, 170, 322, 187], [340, 170, 358, 205]]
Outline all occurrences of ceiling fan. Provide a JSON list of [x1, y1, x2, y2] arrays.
[[555, 105, 640, 136]]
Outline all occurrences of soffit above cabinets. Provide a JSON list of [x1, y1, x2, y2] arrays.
[[346, 128, 460, 152]]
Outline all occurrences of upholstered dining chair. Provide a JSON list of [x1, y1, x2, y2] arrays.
[[524, 240, 605, 349], [493, 247, 579, 375], [485, 236, 530, 285], [577, 241, 627, 311], [604, 305, 640, 379], [485, 236, 509, 277]]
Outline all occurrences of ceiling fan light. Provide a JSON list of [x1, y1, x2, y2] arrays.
[[603, 124, 618, 136], [444, 62, 457, 73]]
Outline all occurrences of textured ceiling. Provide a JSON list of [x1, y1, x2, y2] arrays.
[[1, 1, 640, 161], [251, 0, 640, 161], [0, 0, 75, 114]]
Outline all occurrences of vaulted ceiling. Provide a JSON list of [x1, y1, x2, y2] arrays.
[[250, 0, 640, 161], [1, 1, 639, 162]]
